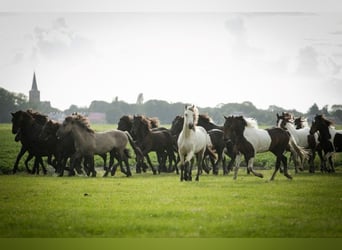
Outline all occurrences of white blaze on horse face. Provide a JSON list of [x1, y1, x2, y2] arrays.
[[243, 127, 272, 153]]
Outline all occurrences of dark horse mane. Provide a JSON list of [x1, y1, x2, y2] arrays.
[[315, 114, 334, 127], [134, 115, 152, 131], [66, 114, 94, 133], [27, 110, 48, 125]]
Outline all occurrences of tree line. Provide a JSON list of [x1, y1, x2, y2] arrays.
[[1, 87, 341, 125]]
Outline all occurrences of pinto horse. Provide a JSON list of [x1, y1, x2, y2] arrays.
[[223, 116, 308, 180], [310, 114, 342, 173], [177, 105, 215, 181], [276, 112, 318, 173]]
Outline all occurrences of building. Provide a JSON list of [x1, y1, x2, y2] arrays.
[[29, 72, 40, 104]]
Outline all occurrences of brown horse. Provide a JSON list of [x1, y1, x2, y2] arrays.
[[132, 115, 176, 174]]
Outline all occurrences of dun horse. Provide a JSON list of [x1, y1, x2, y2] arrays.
[[56, 114, 137, 177]]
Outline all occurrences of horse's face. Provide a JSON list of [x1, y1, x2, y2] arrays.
[[184, 109, 195, 131], [276, 113, 292, 129], [11, 110, 26, 134], [309, 121, 318, 135], [118, 116, 132, 131], [56, 118, 73, 139], [223, 116, 234, 140]]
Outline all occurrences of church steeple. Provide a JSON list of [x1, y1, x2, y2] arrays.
[[29, 72, 40, 103]]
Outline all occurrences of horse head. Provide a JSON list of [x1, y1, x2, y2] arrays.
[[310, 115, 332, 139], [11, 110, 33, 134], [276, 112, 293, 129], [170, 115, 184, 136], [184, 105, 198, 131], [294, 116, 308, 129], [118, 115, 133, 132]]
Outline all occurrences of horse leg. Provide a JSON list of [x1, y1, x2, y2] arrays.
[[195, 150, 205, 181], [179, 154, 185, 181], [233, 153, 242, 180], [326, 152, 335, 172], [281, 154, 292, 179], [13, 146, 28, 174], [145, 153, 157, 175], [270, 157, 280, 181], [121, 149, 132, 177], [185, 151, 195, 181], [308, 148, 316, 173], [246, 157, 263, 178], [23, 153, 34, 174]]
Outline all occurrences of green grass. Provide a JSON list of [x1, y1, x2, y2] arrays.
[[0, 123, 342, 238], [0, 170, 341, 237]]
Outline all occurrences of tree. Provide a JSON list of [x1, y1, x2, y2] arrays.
[[136, 93, 144, 105], [307, 103, 320, 116]]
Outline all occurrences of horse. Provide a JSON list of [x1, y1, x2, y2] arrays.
[[131, 115, 176, 174], [177, 104, 216, 181], [223, 115, 308, 181], [171, 114, 235, 175], [294, 116, 309, 129], [39, 119, 84, 176], [276, 112, 318, 173], [310, 114, 342, 173], [11, 110, 54, 174], [56, 114, 137, 177], [118, 114, 160, 140]]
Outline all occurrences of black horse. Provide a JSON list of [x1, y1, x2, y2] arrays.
[[131, 115, 176, 174], [11, 110, 54, 174]]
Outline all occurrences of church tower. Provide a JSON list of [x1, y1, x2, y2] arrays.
[[29, 72, 40, 104]]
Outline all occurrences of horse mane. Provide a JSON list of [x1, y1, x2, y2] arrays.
[[135, 115, 152, 130], [67, 114, 94, 133], [148, 117, 160, 128], [198, 114, 213, 124], [316, 114, 334, 128], [243, 117, 259, 128], [27, 110, 48, 125]]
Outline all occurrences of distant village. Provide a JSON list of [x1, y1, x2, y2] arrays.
[[23, 72, 342, 125], [28, 72, 107, 123]]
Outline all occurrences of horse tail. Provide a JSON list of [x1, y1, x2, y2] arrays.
[[124, 131, 144, 161], [205, 133, 217, 160], [288, 136, 309, 167]]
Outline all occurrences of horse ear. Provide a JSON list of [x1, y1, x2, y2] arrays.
[[11, 112, 14, 117], [224, 116, 228, 120]]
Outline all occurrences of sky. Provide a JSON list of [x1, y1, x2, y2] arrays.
[[0, 0, 342, 113]]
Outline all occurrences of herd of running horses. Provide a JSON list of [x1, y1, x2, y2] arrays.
[[10, 105, 342, 181]]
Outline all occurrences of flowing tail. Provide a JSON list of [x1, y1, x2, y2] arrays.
[[288, 136, 309, 168], [124, 131, 144, 162]]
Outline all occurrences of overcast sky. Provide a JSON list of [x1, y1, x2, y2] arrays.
[[0, 0, 341, 113]]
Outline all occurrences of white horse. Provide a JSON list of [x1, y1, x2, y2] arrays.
[[177, 104, 214, 181]]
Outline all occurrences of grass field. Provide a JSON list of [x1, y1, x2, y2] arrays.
[[0, 123, 341, 237]]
